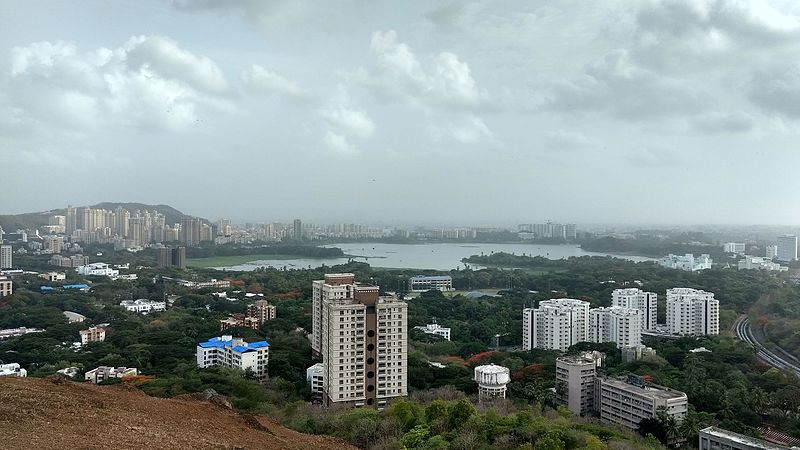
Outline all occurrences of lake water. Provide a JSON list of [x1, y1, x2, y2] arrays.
[[213, 242, 654, 271]]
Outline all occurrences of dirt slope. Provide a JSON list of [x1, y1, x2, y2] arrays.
[[0, 377, 354, 450]]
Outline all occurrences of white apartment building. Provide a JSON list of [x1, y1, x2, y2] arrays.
[[0, 245, 12, 269], [196, 335, 270, 379], [75, 262, 119, 277], [556, 355, 597, 415], [738, 256, 788, 272], [723, 242, 746, 254], [776, 235, 798, 262], [659, 253, 713, 271], [588, 307, 642, 349], [307, 362, 325, 399], [699, 426, 793, 450], [85, 366, 138, 383], [666, 288, 719, 336], [312, 273, 408, 409], [612, 288, 657, 331], [0, 276, 12, 298], [79, 326, 106, 345], [594, 375, 688, 431], [120, 299, 166, 314], [414, 323, 451, 341], [408, 275, 454, 292], [523, 299, 590, 351], [0, 363, 27, 377]]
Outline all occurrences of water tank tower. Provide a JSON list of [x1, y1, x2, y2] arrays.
[[474, 364, 510, 400]]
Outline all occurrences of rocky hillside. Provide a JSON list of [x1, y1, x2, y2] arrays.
[[0, 377, 354, 450]]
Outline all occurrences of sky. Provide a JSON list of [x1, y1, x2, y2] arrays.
[[2, 0, 800, 225]]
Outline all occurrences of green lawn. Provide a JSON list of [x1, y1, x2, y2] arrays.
[[186, 254, 300, 268]]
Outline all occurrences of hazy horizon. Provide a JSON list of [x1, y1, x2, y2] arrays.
[[4, 1, 800, 225]]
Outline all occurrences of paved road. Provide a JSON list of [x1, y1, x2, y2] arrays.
[[734, 315, 800, 377]]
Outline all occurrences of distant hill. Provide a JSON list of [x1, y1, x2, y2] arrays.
[[0, 202, 206, 231]]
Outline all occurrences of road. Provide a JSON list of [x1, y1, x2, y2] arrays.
[[734, 315, 800, 377]]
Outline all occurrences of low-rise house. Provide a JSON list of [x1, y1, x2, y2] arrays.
[[79, 326, 106, 345], [0, 363, 26, 377], [84, 366, 138, 383], [414, 323, 451, 341], [0, 327, 45, 340], [75, 262, 119, 278], [63, 311, 86, 323], [39, 272, 66, 282]]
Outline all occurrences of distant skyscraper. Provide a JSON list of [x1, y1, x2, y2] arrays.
[[157, 246, 186, 269], [0, 245, 12, 269], [776, 235, 798, 262], [293, 219, 303, 240], [65, 205, 77, 235], [523, 299, 590, 351]]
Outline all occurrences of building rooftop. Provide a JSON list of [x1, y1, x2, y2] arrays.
[[198, 336, 269, 353], [600, 376, 687, 400], [701, 426, 793, 450]]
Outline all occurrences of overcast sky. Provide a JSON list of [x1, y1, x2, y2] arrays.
[[3, 0, 800, 225]]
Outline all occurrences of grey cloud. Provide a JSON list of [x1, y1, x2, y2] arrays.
[[749, 63, 800, 118], [545, 50, 707, 120], [628, 147, 684, 168], [690, 111, 756, 133], [544, 129, 596, 150]]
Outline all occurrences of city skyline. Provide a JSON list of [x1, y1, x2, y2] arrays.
[[4, 2, 800, 224]]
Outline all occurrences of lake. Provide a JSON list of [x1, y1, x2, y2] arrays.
[[211, 242, 654, 271]]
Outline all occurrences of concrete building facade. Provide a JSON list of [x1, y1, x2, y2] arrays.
[[312, 273, 408, 408], [408, 275, 454, 292], [556, 355, 597, 415], [588, 307, 642, 349], [612, 288, 657, 331], [0, 276, 12, 298], [699, 426, 792, 450], [0, 245, 12, 269], [594, 375, 688, 431], [79, 326, 106, 345], [413, 323, 451, 341]]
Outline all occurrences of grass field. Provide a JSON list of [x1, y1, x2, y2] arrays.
[[186, 254, 301, 268]]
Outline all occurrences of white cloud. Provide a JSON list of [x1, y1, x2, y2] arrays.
[[242, 64, 307, 98], [322, 130, 356, 153], [323, 107, 375, 139], [6, 36, 233, 133], [124, 35, 229, 94], [354, 30, 487, 109]]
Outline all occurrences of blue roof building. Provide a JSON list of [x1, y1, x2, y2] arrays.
[[196, 335, 270, 378]]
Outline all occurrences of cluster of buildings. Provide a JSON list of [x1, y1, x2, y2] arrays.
[[0, 327, 44, 340], [738, 256, 788, 272], [49, 254, 90, 268], [523, 288, 718, 353], [309, 273, 408, 408], [722, 242, 746, 254], [84, 366, 138, 383], [219, 300, 276, 330], [658, 253, 713, 271], [518, 222, 578, 240], [120, 299, 166, 314], [556, 355, 687, 431]]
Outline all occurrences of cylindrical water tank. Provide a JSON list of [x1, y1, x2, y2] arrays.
[[474, 364, 510, 386]]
